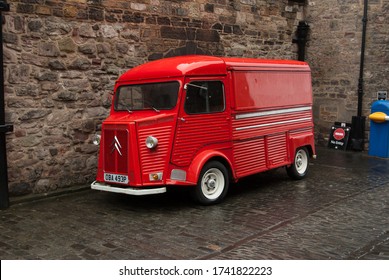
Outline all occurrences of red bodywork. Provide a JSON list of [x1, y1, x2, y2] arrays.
[[94, 55, 315, 192]]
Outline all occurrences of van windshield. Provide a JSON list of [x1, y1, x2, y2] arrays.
[[115, 81, 179, 111]]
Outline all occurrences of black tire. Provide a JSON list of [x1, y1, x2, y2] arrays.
[[286, 147, 310, 180], [191, 161, 229, 205]]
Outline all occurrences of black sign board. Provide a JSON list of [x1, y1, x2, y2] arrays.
[[328, 122, 351, 150]]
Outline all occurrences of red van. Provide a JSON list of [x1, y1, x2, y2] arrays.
[[91, 55, 316, 204]]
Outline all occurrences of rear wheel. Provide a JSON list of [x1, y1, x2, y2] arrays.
[[286, 147, 310, 180], [192, 161, 229, 205]]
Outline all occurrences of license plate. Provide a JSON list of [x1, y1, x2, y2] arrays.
[[104, 173, 129, 184]]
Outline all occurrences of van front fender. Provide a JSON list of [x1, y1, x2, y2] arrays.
[[186, 149, 233, 185]]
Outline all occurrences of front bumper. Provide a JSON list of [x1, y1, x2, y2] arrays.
[[91, 181, 167, 196]]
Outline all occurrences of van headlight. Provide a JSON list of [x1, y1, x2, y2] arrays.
[[145, 136, 158, 149], [92, 134, 101, 146]]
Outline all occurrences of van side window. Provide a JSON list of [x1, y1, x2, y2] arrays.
[[184, 81, 225, 114]]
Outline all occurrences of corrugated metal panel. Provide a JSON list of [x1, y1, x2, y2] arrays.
[[233, 137, 266, 177], [289, 127, 313, 137], [172, 114, 230, 166], [232, 110, 312, 140], [232, 108, 310, 174], [267, 133, 288, 167], [138, 126, 172, 173]]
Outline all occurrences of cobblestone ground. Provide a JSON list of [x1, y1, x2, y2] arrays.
[[0, 147, 388, 260]]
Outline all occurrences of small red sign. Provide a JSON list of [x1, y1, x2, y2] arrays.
[[333, 128, 345, 141]]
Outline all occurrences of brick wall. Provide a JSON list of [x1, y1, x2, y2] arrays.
[[306, 0, 389, 146], [3, 0, 305, 196]]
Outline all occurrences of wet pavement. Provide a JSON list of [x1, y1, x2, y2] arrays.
[[0, 147, 388, 260]]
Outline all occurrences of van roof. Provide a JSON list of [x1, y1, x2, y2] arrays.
[[118, 55, 310, 82]]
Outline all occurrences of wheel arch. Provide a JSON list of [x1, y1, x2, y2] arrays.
[[304, 144, 314, 157], [288, 144, 314, 167], [289, 133, 316, 161], [186, 150, 233, 185]]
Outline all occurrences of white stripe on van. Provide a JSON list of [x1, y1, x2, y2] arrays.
[[235, 117, 312, 131], [235, 106, 312, 120]]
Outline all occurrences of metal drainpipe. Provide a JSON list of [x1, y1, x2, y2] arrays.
[[357, 0, 368, 117], [350, 0, 368, 151], [293, 21, 310, 62], [0, 0, 12, 210]]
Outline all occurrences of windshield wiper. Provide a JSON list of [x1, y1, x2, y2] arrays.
[[150, 106, 160, 113], [144, 100, 160, 113], [184, 83, 208, 90], [125, 106, 133, 114]]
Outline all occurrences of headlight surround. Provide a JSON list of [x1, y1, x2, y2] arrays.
[[145, 136, 158, 149]]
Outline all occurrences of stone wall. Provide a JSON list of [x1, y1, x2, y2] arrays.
[[306, 0, 389, 146], [3, 0, 306, 196]]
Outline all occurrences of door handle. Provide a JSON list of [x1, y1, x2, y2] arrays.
[[179, 117, 186, 122]]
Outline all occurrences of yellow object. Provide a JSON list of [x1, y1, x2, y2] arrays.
[[369, 112, 389, 123]]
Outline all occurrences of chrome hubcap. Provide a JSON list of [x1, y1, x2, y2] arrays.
[[295, 150, 308, 174], [207, 178, 216, 191], [201, 168, 225, 200]]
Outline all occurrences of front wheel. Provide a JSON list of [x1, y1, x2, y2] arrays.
[[286, 147, 310, 180], [192, 161, 229, 205]]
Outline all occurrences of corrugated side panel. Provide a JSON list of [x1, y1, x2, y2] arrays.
[[233, 137, 266, 178], [171, 114, 230, 167], [232, 111, 312, 140], [289, 127, 313, 137], [138, 126, 172, 173], [267, 133, 288, 168], [103, 125, 129, 174], [231, 107, 313, 178]]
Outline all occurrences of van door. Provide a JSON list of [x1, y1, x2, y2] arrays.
[[171, 78, 231, 167]]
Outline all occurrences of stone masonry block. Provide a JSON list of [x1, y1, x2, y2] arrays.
[[161, 26, 187, 40]]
